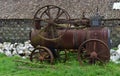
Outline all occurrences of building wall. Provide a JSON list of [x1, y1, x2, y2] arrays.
[[0, 0, 119, 19]]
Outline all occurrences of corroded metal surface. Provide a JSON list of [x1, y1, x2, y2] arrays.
[[30, 27, 110, 49], [30, 29, 86, 49]]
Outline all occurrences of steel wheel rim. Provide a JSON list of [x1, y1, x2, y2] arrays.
[[30, 46, 54, 64], [78, 39, 110, 64], [34, 5, 70, 41]]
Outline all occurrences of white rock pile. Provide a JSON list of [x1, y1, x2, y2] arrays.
[[0, 40, 120, 63], [110, 44, 120, 63], [0, 40, 34, 58]]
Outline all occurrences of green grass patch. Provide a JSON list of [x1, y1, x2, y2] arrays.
[[0, 53, 120, 76], [112, 47, 118, 50]]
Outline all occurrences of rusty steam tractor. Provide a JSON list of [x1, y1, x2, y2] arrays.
[[29, 5, 110, 64]]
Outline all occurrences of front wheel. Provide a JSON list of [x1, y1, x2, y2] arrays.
[[30, 46, 54, 64]]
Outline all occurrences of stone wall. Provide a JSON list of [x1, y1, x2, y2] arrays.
[[111, 26, 120, 47], [103, 20, 120, 47], [0, 0, 119, 19], [0, 19, 33, 43]]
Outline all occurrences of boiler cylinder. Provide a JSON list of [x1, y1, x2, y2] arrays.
[[30, 27, 110, 49]]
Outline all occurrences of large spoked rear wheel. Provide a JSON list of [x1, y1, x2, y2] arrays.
[[30, 46, 54, 64], [78, 39, 110, 65], [34, 5, 71, 41]]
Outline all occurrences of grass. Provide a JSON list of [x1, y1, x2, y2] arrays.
[[112, 47, 118, 50], [0, 53, 120, 76]]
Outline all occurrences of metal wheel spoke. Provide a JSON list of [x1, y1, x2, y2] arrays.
[[98, 55, 109, 58], [30, 46, 54, 64], [97, 51, 105, 55], [91, 58, 96, 64], [82, 48, 90, 55], [55, 8, 62, 20], [39, 50, 45, 57], [55, 10, 64, 20], [97, 50, 109, 55], [39, 25, 48, 33], [33, 56, 39, 60], [56, 8, 61, 19], [43, 55, 50, 59], [45, 6, 52, 19], [83, 57, 90, 63], [81, 47, 86, 51], [93, 42, 96, 51], [45, 12, 51, 19], [96, 57, 104, 63]]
